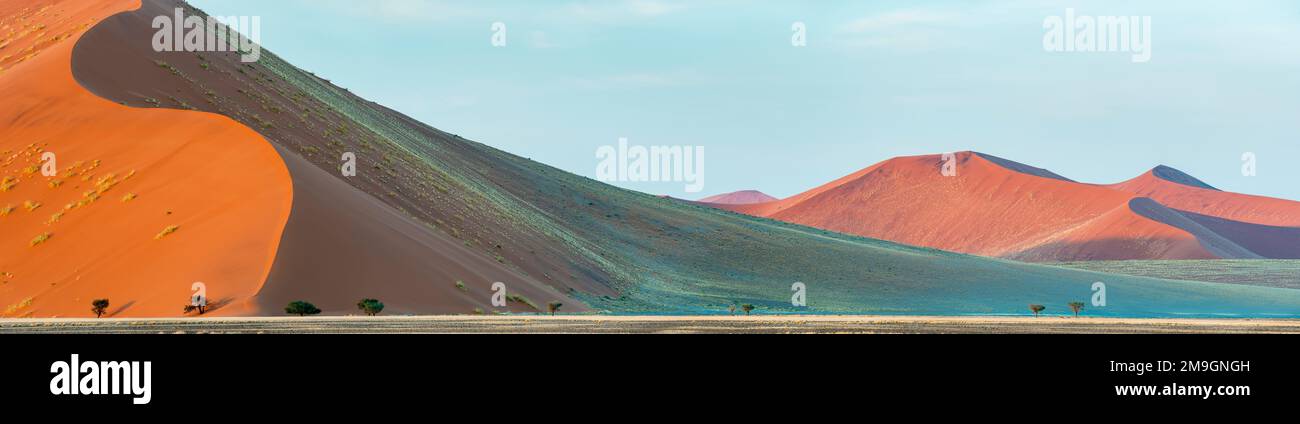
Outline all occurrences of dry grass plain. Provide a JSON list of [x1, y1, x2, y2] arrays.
[[3, 315, 1300, 334]]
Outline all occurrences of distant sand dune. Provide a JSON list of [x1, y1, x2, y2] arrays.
[[712, 152, 1300, 261], [697, 190, 777, 205]]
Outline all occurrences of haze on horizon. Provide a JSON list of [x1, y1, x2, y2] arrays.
[[192, 0, 1300, 201]]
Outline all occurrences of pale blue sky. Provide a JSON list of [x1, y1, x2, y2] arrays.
[[192, 0, 1300, 201]]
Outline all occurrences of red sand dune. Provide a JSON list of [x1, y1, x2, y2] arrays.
[[697, 190, 777, 205], [716, 152, 1298, 261], [1106, 166, 1300, 227], [1103, 167, 1300, 259], [0, 0, 293, 317]]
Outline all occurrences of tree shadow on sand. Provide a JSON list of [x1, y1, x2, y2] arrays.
[[185, 297, 234, 315], [107, 300, 135, 317]]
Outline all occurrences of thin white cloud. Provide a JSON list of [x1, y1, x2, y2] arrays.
[[572, 69, 707, 89], [836, 8, 965, 51], [302, 0, 498, 23], [530, 31, 558, 49], [841, 9, 956, 33], [554, 0, 688, 23], [626, 0, 687, 17]]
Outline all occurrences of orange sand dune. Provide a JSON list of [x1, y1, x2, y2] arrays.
[[0, 0, 293, 317], [720, 152, 1252, 261]]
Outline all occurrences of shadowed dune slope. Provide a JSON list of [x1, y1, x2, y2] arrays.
[[0, 0, 292, 318], [48, 1, 1300, 317], [1103, 169, 1300, 259], [1176, 211, 1300, 259], [1106, 167, 1300, 228]]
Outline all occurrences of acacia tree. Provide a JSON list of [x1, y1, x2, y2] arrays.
[[356, 298, 384, 316], [1068, 301, 1085, 318], [741, 304, 755, 315], [285, 301, 321, 316], [91, 299, 110, 318], [184, 295, 208, 315], [1029, 304, 1046, 317], [547, 302, 562, 316]]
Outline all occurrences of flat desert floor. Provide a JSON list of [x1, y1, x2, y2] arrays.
[[3, 315, 1300, 334]]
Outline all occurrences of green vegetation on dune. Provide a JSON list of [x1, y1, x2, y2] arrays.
[[438, 137, 1300, 317], [280, 91, 1300, 317]]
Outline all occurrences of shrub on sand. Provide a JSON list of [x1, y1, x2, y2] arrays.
[[285, 301, 321, 316], [356, 298, 384, 316], [91, 299, 110, 318], [155, 225, 179, 240], [1068, 301, 1085, 317]]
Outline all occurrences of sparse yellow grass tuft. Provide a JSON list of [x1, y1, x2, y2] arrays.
[[20, 165, 38, 174], [23, 200, 39, 211], [121, 193, 137, 202], [46, 211, 63, 224], [47, 178, 62, 188], [0, 204, 13, 216], [30, 232, 50, 246], [94, 173, 119, 194], [80, 189, 100, 204], [0, 175, 16, 191], [4, 296, 33, 315], [155, 225, 179, 240]]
